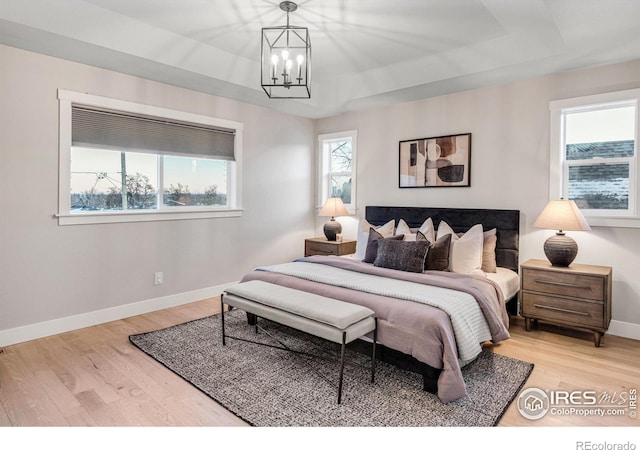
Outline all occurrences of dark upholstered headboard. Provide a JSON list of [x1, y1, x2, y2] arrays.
[[365, 206, 520, 273]]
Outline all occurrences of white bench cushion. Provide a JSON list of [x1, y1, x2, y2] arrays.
[[223, 280, 374, 330]]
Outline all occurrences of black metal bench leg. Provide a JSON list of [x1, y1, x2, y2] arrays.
[[371, 318, 377, 383], [337, 332, 346, 404], [220, 293, 226, 346]]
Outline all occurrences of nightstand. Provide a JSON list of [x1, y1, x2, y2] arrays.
[[520, 259, 612, 347], [304, 237, 356, 257]]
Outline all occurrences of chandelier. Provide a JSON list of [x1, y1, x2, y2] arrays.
[[261, 1, 311, 98]]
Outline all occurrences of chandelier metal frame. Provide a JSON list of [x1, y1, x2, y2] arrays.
[[261, 1, 311, 99]]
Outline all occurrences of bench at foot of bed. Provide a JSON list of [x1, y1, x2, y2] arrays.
[[221, 280, 378, 404]]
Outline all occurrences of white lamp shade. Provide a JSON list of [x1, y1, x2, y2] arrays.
[[319, 197, 349, 217], [533, 199, 591, 232]]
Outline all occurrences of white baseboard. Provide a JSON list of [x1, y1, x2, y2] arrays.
[[0, 282, 238, 347], [608, 319, 640, 342]]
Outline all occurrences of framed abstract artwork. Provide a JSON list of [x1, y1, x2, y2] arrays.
[[399, 133, 471, 188]]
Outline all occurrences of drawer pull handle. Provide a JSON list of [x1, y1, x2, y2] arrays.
[[533, 304, 590, 316], [534, 279, 591, 290]]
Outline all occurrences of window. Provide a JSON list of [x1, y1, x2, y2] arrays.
[[58, 90, 243, 225], [317, 130, 357, 213], [549, 89, 640, 227]]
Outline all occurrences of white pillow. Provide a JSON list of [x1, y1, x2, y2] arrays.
[[355, 219, 395, 260], [417, 217, 435, 243], [395, 218, 435, 242], [395, 219, 415, 241], [436, 221, 484, 274]]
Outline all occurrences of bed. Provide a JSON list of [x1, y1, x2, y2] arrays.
[[239, 206, 520, 403]]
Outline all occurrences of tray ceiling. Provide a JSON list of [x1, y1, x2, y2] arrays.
[[1, 0, 640, 118]]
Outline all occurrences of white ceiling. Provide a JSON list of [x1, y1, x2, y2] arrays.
[[1, 0, 640, 119]]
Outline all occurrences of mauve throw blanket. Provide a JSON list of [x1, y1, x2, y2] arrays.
[[240, 256, 510, 403]]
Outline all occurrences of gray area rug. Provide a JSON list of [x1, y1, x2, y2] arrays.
[[129, 310, 533, 427]]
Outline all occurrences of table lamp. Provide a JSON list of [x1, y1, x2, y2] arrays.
[[319, 197, 349, 241], [533, 198, 591, 267]]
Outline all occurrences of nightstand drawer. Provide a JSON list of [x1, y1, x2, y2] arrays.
[[521, 292, 605, 328], [304, 238, 356, 257], [306, 241, 337, 255], [522, 269, 604, 301]]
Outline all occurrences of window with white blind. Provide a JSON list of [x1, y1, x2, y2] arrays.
[[57, 90, 243, 225], [549, 89, 640, 228]]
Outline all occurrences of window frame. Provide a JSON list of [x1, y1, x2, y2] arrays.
[[317, 130, 357, 214], [549, 88, 640, 228], [57, 89, 243, 225]]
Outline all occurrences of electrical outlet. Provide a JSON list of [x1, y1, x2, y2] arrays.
[[154, 272, 163, 285]]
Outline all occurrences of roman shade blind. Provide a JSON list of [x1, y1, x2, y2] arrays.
[[71, 105, 236, 160]]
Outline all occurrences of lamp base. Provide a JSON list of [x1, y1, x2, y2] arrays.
[[543, 232, 578, 267], [323, 218, 342, 241]]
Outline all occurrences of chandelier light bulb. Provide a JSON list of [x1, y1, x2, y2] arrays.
[[297, 54, 304, 64], [281, 50, 289, 61], [285, 58, 293, 80]]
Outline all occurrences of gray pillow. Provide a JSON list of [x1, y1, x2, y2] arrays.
[[373, 239, 429, 273], [363, 228, 404, 263], [417, 231, 451, 271]]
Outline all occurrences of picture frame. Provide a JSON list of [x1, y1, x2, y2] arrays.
[[399, 133, 471, 188]]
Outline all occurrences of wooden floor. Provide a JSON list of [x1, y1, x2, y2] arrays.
[[1, 297, 638, 427]]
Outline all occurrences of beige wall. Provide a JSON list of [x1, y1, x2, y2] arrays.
[[316, 59, 640, 338], [0, 44, 315, 344]]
